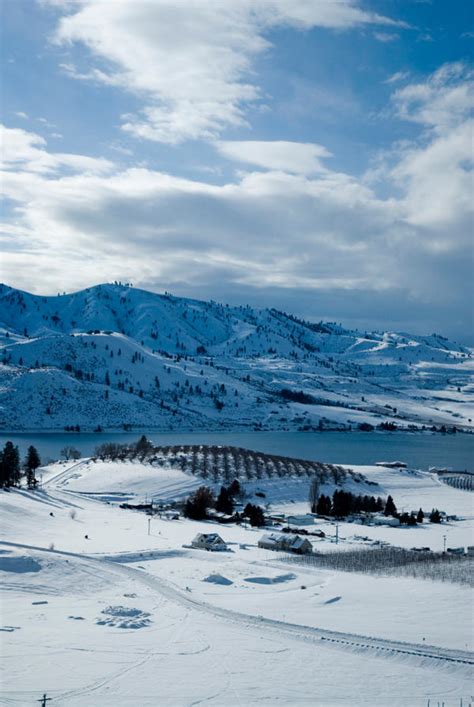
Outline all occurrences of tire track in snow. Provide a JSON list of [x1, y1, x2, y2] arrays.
[[2, 540, 473, 670]]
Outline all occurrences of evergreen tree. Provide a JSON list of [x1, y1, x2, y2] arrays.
[[384, 495, 397, 517], [243, 503, 265, 526], [25, 446, 41, 488], [215, 486, 233, 515], [0, 449, 5, 488], [332, 490, 353, 517], [1, 442, 20, 487], [228, 478, 241, 498], [429, 508, 441, 523], [184, 486, 215, 520], [135, 435, 153, 459], [416, 508, 424, 523], [316, 494, 331, 516]]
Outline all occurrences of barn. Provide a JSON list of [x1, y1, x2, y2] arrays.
[[258, 533, 312, 555]]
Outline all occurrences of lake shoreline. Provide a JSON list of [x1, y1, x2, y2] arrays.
[[1, 426, 471, 436], [2, 429, 473, 471]]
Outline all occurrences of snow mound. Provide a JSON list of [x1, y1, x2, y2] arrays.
[[96, 605, 152, 629], [0, 554, 41, 574], [245, 573, 297, 585], [203, 574, 233, 586]]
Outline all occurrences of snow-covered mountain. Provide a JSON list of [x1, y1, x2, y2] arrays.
[[0, 282, 472, 431]]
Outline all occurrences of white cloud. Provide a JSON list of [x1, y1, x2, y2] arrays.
[[14, 111, 29, 120], [0, 124, 114, 175], [383, 71, 410, 84], [393, 62, 474, 132], [374, 32, 398, 42], [48, 0, 403, 144], [216, 140, 331, 174], [2, 61, 471, 337]]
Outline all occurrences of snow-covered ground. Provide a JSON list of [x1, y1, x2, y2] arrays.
[[1, 457, 473, 705]]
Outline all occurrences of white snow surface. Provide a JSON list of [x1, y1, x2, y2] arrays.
[[1, 457, 473, 705]]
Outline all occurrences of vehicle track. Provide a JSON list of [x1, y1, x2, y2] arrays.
[[2, 540, 473, 670]]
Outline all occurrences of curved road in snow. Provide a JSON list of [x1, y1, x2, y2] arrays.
[[2, 539, 472, 670]]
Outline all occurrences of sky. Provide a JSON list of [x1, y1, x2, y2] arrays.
[[1, 0, 473, 341]]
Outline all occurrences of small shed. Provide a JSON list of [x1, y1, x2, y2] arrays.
[[191, 533, 228, 552], [287, 514, 315, 527]]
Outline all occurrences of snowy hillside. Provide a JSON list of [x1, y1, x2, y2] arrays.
[[1, 282, 472, 431], [1, 456, 473, 705]]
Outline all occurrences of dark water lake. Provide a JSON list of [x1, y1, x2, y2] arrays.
[[0, 430, 472, 471]]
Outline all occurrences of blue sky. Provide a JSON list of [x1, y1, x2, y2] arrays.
[[1, 0, 473, 341]]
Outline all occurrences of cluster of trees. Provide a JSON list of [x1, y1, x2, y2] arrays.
[[183, 480, 265, 526], [358, 421, 399, 432], [312, 485, 442, 525], [314, 490, 388, 517], [279, 389, 316, 404], [0, 442, 41, 489], [94, 435, 154, 462], [242, 503, 265, 526], [184, 480, 243, 520], [61, 446, 81, 460]]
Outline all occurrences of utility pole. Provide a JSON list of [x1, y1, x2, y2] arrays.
[[147, 517, 151, 536], [38, 695, 52, 706], [335, 523, 339, 545], [443, 534, 447, 553]]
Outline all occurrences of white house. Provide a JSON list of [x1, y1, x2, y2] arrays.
[[191, 533, 228, 552]]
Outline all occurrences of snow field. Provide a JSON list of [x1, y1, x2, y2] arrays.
[[1, 456, 473, 705]]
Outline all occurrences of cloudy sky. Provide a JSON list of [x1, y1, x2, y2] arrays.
[[1, 0, 473, 341]]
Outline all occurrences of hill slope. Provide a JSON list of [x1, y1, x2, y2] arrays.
[[0, 283, 472, 431]]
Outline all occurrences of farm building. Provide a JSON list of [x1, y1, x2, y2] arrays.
[[287, 514, 316, 526], [258, 533, 312, 555], [258, 534, 284, 551], [191, 533, 228, 552], [290, 536, 313, 554]]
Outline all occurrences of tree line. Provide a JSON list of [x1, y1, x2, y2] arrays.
[[311, 485, 441, 524]]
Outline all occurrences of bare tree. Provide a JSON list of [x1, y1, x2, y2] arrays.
[[60, 446, 81, 461], [308, 476, 320, 513]]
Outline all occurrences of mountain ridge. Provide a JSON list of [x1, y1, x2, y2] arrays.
[[1, 282, 472, 432]]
